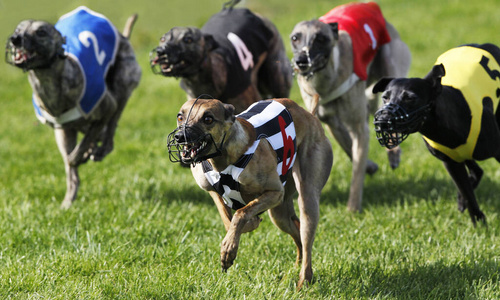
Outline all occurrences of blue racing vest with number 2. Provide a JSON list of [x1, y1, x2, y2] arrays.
[[33, 6, 119, 123]]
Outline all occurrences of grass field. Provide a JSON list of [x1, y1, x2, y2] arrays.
[[0, 0, 499, 299]]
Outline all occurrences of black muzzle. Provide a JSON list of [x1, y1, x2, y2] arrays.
[[373, 103, 430, 149], [149, 47, 167, 75], [167, 125, 224, 164]]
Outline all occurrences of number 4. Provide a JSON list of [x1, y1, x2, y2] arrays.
[[227, 32, 254, 71]]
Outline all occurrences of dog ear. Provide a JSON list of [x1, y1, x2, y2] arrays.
[[424, 64, 445, 95], [223, 103, 235, 122], [372, 78, 393, 94], [203, 34, 218, 51], [329, 22, 339, 40]]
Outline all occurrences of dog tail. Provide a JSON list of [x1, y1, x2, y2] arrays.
[[122, 13, 138, 39]]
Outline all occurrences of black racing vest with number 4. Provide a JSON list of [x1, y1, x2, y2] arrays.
[[201, 8, 272, 99], [202, 100, 297, 210]]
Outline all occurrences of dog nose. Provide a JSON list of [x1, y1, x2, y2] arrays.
[[9, 34, 23, 47], [295, 53, 310, 68], [174, 130, 187, 143]]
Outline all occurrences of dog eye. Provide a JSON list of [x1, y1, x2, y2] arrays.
[[36, 28, 48, 37], [315, 34, 326, 43], [177, 114, 184, 123], [291, 35, 299, 42], [183, 36, 193, 44], [203, 116, 214, 125]]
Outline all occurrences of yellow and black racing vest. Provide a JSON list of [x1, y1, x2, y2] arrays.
[[422, 45, 500, 162]]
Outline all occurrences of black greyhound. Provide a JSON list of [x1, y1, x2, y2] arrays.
[[372, 43, 500, 225]]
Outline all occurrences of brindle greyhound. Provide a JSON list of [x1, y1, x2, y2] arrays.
[[6, 7, 141, 208], [150, 5, 292, 113], [167, 97, 333, 289]]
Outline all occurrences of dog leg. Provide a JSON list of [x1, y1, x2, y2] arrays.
[[220, 190, 283, 271], [93, 42, 141, 161], [321, 95, 374, 211], [455, 160, 484, 212], [67, 122, 108, 166], [54, 128, 80, 209], [443, 160, 486, 225], [323, 115, 378, 175], [465, 160, 483, 189], [268, 179, 302, 265], [292, 137, 332, 289]]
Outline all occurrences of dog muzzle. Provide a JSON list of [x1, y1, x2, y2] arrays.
[[149, 47, 167, 75], [373, 103, 430, 149], [167, 124, 224, 164]]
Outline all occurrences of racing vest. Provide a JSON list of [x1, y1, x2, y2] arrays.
[[33, 6, 119, 125], [319, 2, 391, 80], [202, 100, 297, 210], [422, 45, 500, 162], [201, 8, 272, 100]]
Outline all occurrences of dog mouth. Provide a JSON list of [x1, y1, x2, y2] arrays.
[[149, 48, 193, 76], [180, 140, 209, 162], [5, 44, 36, 67], [167, 126, 216, 164], [293, 51, 329, 75], [373, 103, 431, 148]]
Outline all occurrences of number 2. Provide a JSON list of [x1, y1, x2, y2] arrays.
[[79, 31, 106, 65]]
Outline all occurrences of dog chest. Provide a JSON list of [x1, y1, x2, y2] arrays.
[[423, 45, 500, 162]]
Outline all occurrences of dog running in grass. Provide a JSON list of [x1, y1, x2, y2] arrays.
[[149, 4, 292, 113], [289, 2, 411, 212], [5, 6, 141, 208], [373, 43, 500, 225], [167, 97, 333, 289]]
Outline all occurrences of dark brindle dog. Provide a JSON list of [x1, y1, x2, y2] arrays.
[[289, 2, 411, 212], [167, 97, 333, 288], [373, 43, 500, 225], [150, 6, 292, 113], [5, 6, 141, 208]]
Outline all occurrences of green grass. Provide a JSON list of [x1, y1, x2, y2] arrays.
[[1, 0, 499, 298]]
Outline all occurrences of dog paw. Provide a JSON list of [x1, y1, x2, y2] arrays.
[[469, 210, 487, 227], [387, 147, 402, 169], [91, 145, 114, 162], [365, 160, 379, 175], [220, 236, 239, 271]]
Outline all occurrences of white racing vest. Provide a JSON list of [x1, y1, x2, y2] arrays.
[[202, 100, 297, 209]]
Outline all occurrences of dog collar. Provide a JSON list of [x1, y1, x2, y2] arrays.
[[33, 94, 83, 127], [318, 73, 359, 105]]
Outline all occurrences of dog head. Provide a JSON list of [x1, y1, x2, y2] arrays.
[[290, 19, 338, 76], [149, 26, 217, 77], [372, 64, 445, 148], [5, 20, 66, 70], [167, 97, 235, 164]]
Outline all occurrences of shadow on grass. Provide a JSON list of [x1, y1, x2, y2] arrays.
[[316, 259, 499, 299], [319, 171, 500, 213]]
